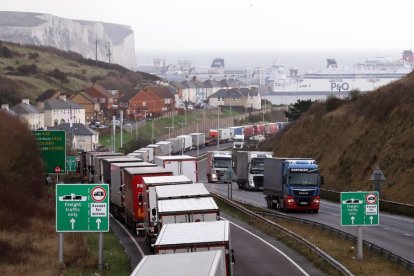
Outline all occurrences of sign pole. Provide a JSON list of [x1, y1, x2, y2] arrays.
[[98, 232, 104, 271], [58, 232, 64, 264], [357, 226, 363, 260]]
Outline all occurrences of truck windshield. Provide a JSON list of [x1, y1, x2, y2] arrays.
[[250, 158, 264, 172], [213, 158, 231, 168], [289, 173, 319, 186]]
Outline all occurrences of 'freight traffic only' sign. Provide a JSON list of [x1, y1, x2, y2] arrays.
[[340, 191, 379, 226], [56, 184, 109, 232]]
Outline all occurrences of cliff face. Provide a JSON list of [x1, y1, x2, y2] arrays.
[[0, 11, 136, 69]]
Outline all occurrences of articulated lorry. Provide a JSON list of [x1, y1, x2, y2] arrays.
[[207, 151, 232, 183], [155, 221, 234, 276], [233, 151, 273, 190], [263, 158, 323, 213], [131, 251, 226, 276]]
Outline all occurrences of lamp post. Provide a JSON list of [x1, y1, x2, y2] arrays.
[[165, 126, 174, 155], [370, 166, 386, 196], [217, 105, 220, 150], [178, 122, 186, 136]]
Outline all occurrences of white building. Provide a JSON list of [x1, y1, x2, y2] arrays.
[[208, 88, 261, 109], [43, 95, 85, 127], [10, 99, 44, 129], [48, 123, 99, 152]]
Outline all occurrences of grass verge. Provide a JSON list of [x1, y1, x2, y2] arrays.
[[215, 198, 413, 276]]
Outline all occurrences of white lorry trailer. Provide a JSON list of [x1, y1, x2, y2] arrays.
[[154, 155, 197, 182], [155, 221, 234, 276], [131, 251, 226, 276]]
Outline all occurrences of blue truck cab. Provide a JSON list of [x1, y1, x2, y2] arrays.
[[264, 158, 323, 213]]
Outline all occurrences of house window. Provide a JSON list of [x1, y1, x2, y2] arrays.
[[142, 101, 146, 107], [165, 98, 171, 104]]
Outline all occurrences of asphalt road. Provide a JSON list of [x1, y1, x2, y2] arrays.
[[109, 143, 325, 275], [198, 157, 414, 262]]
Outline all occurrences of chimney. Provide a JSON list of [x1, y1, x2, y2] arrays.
[[1, 104, 9, 111], [59, 95, 67, 101], [22, 99, 30, 105]]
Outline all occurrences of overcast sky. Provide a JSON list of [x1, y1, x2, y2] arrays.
[[0, 0, 413, 51]]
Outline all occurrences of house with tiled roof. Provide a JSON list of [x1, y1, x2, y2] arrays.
[[1, 104, 17, 116], [168, 81, 186, 103], [70, 91, 102, 123], [208, 87, 261, 109], [49, 123, 99, 152], [10, 99, 44, 129], [84, 83, 115, 116], [203, 79, 224, 99], [43, 95, 85, 127], [180, 79, 197, 103], [36, 89, 61, 110], [119, 86, 175, 118]]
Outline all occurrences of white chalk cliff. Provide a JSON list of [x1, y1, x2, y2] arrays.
[[0, 11, 137, 69]]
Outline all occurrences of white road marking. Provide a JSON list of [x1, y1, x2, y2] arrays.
[[223, 218, 310, 276], [111, 214, 145, 257]]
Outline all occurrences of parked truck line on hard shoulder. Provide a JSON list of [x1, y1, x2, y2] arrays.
[[233, 151, 273, 190], [263, 158, 323, 213]]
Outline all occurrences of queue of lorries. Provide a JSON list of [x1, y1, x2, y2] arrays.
[[74, 120, 323, 275]]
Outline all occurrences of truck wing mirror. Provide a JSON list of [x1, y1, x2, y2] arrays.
[[151, 208, 157, 216], [320, 176, 324, 186], [231, 249, 236, 265], [138, 194, 143, 202]]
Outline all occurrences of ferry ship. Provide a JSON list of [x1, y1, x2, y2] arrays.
[[267, 50, 414, 95]]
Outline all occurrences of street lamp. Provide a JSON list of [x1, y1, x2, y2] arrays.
[[178, 122, 186, 136], [217, 105, 220, 150], [165, 126, 174, 155], [370, 166, 386, 196]]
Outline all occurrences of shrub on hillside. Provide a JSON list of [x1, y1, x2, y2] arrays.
[[0, 111, 46, 231], [348, 89, 361, 102], [0, 46, 13, 58], [17, 64, 38, 76], [28, 52, 39, 60], [325, 96, 344, 112], [47, 68, 69, 83]]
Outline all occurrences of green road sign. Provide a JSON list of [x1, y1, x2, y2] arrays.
[[341, 191, 379, 226], [33, 130, 66, 174], [56, 184, 109, 232], [66, 156, 77, 172]]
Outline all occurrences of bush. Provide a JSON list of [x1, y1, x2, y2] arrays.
[[47, 68, 69, 83], [349, 89, 361, 101], [28, 52, 39, 60], [325, 96, 344, 112], [17, 64, 38, 76], [0, 46, 13, 58]]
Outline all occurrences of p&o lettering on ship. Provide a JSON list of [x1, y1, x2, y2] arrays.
[[331, 82, 350, 91]]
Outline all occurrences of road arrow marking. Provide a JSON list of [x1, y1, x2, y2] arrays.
[[370, 216, 373, 224], [351, 216, 355, 225], [96, 218, 101, 230], [70, 218, 76, 230]]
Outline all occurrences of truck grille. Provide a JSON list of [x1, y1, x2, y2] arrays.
[[292, 190, 314, 197], [253, 176, 263, 187]]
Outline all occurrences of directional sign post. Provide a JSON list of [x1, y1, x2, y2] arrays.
[[56, 184, 109, 270], [56, 184, 109, 232], [33, 130, 66, 174], [341, 191, 379, 260]]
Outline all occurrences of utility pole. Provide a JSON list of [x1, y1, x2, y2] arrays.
[[106, 42, 111, 64], [95, 39, 99, 64]]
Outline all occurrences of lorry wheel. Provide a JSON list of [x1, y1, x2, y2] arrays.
[[313, 210, 319, 214], [237, 183, 242, 189]]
